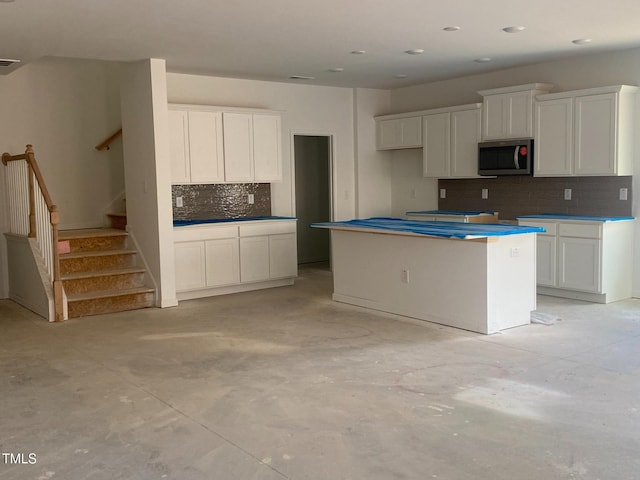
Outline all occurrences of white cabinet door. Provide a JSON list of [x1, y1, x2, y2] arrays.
[[482, 91, 534, 140], [269, 233, 298, 279], [174, 241, 206, 291], [253, 114, 282, 182], [450, 107, 481, 177], [376, 117, 422, 149], [558, 236, 601, 292], [574, 93, 616, 175], [169, 109, 190, 184], [535, 98, 573, 176], [506, 90, 534, 138], [398, 117, 422, 148], [223, 112, 254, 182], [536, 235, 558, 287], [188, 111, 225, 183], [482, 94, 506, 140], [240, 236, 270, 282], [205, 238, 240, 287], [422, 112, 450, 178]]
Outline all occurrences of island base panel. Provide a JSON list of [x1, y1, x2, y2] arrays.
[[329, 230, 536, 334]]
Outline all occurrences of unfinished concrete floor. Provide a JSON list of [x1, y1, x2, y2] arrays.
[[1, 263, 639, 480]]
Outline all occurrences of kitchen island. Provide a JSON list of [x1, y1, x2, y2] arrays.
[[311, 218, 544, 334]]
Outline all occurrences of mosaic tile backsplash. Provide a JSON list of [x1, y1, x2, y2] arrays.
[[172, 184, 271, 221], [438, 176, 633, 220]]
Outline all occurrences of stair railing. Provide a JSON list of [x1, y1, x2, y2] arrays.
[[2, 145, 64, 321], [95, 127, 122, 151]]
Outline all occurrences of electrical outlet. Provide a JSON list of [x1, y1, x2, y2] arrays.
[[481, 188, 488, 199], [247, 193, 255, 204], [440, 188, 446, 199], [401, 269, 410, 283], [510, 247, 520, 258], [564, 188, 572, 201], [620, 188, 628, 201], [176, 196, 183, 208]]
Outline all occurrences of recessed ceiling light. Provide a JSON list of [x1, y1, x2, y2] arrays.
[[328, 68, 344, 73], [503, 26, 526, 33], [0, 58, 20, 67], [572, 38, 593, 45], [394, 74, 408, 79], [289, 75, 315, 80], [405, 49, 425, 55], [443, 26, 461, 32], [350, 50, 366, 55], [474, 57, 492, 63]]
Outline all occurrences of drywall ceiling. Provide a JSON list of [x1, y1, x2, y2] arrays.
[[1, 0, 639, 89]]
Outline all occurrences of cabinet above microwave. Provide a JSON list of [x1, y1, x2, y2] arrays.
[[478, 83, 553, 140]]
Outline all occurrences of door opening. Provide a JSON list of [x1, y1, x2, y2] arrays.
[[294, 135, 332, 266]]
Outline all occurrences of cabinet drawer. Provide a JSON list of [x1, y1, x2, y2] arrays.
[[239, 221, 296, 237], [558, 223, 601, 239], [519, 221, 556, 236], [174, 225, 239, 242]]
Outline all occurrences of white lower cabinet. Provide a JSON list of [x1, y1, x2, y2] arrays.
[[174, 220, 297, 299], [239, 236, 270, 282], [535, 234, 557, 287], [174, 241, 207, 291], [205, 238, 240, 287], [558, 236, 600, 292], [517, 217, 633, 303], [269, 233, 298, 279]]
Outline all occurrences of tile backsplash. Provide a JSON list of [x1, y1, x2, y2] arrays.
[[172, 183, 271, 221], [438, 176, 633, 220]]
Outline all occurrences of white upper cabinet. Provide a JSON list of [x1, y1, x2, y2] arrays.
[[535, 86, 638, 176], [375, 116, 422, 150], [169, 108, 224, 184], [423, 104, 481, 178], [253, 113, 282, 182], [223, 112, 255, 182], [479, 83, 553, 140], [535, 97, 573, 176], [169, 104, 282, 184]]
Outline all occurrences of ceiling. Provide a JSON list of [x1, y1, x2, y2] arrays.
[[2, 0, 640, 89]]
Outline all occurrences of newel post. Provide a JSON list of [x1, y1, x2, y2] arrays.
[[50, 205, 64, 322]]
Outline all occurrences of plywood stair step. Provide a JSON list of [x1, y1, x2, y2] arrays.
[[66, 287, 155, 318], [57, 228, 154, 319], [62, 267, 147, 295]]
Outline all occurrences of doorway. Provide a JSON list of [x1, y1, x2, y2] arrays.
[[294, 135, 332, 266]]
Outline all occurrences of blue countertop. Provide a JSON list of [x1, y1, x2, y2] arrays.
[[311, 217, 544, 240], [517, 214, 634, 222], [174, 216, 296, 227], [406, 210, 496, 216]]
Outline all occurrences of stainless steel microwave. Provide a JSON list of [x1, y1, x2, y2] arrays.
[[478, 139, 533, 176]]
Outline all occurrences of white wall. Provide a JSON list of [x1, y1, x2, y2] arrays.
[[166, 73, 365, 221], [119, 59, 177, 308], [353, 88, 393, 218], [389, 46, 640, 297], [0, 57, 125, 299]]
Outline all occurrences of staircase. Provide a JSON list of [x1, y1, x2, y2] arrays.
[[58, 228, 154, 318]]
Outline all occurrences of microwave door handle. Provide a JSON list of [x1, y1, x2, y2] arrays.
[[514, 146, 520, 169]]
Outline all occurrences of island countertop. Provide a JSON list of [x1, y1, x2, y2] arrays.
[[311, 217, 544, 240]]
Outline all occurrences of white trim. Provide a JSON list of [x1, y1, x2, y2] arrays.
[[290, 129, 336, 222]]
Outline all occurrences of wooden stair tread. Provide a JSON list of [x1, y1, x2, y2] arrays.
[[67, 286, 155, 302], [59, 228, 128, 240], [60, 249, 137, 259], [61, 267, 146, 281]]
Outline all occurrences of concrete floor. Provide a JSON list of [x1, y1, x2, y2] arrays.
[[1, 264, 640, 480]]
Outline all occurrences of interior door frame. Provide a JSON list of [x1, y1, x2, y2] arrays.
[[290, 130, 336, 223]]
